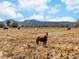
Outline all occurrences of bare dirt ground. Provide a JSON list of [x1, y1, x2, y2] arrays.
[[0, 27, 79, 59]]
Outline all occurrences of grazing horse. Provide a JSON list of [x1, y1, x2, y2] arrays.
[[36, 32, 48, 47]]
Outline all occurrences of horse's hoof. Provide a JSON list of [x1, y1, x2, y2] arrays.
[[44, 46, 48, 48]]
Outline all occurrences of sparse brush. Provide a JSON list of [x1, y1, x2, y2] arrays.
[[3, 26, 8, 30], [17, 26, 21, 30]]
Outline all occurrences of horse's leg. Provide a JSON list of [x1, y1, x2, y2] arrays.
[[44, 41, 47, 47], [43, 42, 46, 47], [36, 40, 39, 45], [43, 42, 45, 47]]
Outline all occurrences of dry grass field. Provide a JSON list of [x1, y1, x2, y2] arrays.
[[0, 27, 79, 59]]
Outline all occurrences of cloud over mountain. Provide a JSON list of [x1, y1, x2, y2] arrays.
[[0, 0, 78, 22]]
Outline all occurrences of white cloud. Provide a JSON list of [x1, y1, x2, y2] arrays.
[[0, 1, 17, 18], [19, 17, 30, 22], [30, 14, 75, 22], [0, 1, 24, 19], [19, 19, 25, 22], [61, 0, 79, 12], [48, 6, 60, 14], [0, 18, 5, 21], [30, 14, 44, 20], [49, 16, 75, 22], [18, 0, 49, 13], [15, 13, 23, 18]]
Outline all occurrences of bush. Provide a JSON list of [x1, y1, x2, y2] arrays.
[[17, 26, 21, 29], [6, 19, 18, 28], [61, 24, 69, 27], [10, 22, 18, 28], [6, 20, 10, 26], [3, 26, 8, 30], [0, 22, 5, 28], [67, 27, 71, 30], [75, 20, 79, 27]]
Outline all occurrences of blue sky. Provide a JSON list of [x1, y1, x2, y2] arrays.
[[0, 0, 79, 22]]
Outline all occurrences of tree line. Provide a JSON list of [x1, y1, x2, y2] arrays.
[[0, 19, 20, 29]]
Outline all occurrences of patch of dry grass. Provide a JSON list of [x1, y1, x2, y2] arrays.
[[0, 27, 79, 59]]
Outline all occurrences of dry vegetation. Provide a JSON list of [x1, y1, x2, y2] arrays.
[[0, 27, 79, 59]]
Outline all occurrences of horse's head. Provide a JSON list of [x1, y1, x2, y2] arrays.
[[46, 32, 48, 37]]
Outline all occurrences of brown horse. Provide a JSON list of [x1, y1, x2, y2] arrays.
[[36, 32, 48, 47]]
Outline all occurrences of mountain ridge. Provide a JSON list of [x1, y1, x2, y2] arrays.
[[18, 20, 75, 27], [0, 20, 75, 27]]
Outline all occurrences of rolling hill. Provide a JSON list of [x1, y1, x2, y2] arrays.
[[18, 20, 75, 27]]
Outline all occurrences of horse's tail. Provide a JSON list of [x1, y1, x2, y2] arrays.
[[36, 37, 39, 45]]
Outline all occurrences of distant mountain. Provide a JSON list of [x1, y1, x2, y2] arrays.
[[0, 20, 75, 27], [18, 20, 75, 27]]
